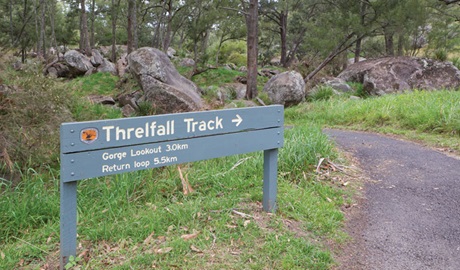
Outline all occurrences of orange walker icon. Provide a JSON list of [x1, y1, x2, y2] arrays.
[[80, 128, 98, 144]]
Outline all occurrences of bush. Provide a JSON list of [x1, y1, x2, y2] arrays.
[[307, 86, 335, 101], [0, 72, 74, 171], [434, 49, 448, 61]]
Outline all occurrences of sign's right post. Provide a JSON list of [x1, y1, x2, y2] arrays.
[[263, 148, 279, 212]]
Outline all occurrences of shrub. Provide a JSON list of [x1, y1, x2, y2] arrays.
[[307, 86, 335, 101], [0, 72, 74, 171], [434, 49, 448, 61]]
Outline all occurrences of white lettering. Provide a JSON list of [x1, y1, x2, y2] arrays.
[[103, 126, 115, 142], [184, 117, 224, 133], [215, 117, 223, 129], [102, 152, 127, 161], [184, 118, 194, 132], [116, 126, 126, 141], [101, 121, 175, 142], [135, 127, 144, 138], [102, 163, 131, 173]]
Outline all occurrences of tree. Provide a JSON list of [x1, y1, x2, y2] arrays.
[[37, 0, 46, 58], [111, 0, 121, 62], [80, 0, 92, 56], [127, 0, 137, 54], [244, 0, 259, 99]]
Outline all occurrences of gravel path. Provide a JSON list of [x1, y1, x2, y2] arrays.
[[324, 129, 460, 270]]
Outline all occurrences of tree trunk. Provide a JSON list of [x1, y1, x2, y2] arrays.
[[111, 0, 121, 62], [354, 37, 362, 63], [127, 0, 135, 54], [305, 33, 359, 82], [49, 0, 58, 52], [162, 0, 172, 51], [280, 11, 288, 67], [80, 0, 92, 56], [38, 0, 46, 58], [397, 33, 404, 56], [90, 0, 96, 48], [354, 1, 366, 63], [9, 0, 14, 46], [384, 31, 394, 56], [245, 0, 259, 100]]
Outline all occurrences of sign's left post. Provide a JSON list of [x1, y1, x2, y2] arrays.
[[60, 180, 77, 270]]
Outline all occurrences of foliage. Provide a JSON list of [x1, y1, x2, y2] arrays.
[[209, 40, 247, 66], [192, 68, 245, 88], [307, 86, 335, 101], [0, 67, 74, 171]]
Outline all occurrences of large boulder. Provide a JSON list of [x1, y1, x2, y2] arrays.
[[63, 50, 93, 76], [263, 71, 305, 106], [97, 58, 117, 76], [128, 47, 203, 113], [338, 57, 460, 95]]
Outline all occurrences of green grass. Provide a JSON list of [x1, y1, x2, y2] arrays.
[[69, 72, 119, 96], [0, 125, 343, 269], [286, 89, 460, 152]]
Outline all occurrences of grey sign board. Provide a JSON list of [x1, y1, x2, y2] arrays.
[[59, 105, 284, 269]]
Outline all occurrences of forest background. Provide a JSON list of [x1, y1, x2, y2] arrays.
[[3, 0, 460, 85]]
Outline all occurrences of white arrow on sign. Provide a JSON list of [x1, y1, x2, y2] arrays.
[[232, 114, 243, 127]]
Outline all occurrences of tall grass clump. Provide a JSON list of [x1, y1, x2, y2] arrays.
[[287, 90, 460, 136], [307, 86, 335, 101]]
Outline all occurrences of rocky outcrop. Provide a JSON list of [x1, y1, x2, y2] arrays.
[[44, 49, 119, 78], [319, 77, 353, 93], [128, 47, 203, 113], [338, 57, 460, 95], [64, 50, 93, 76], [262, 71, 305, 106]]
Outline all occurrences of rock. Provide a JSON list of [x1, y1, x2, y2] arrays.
[[12, 61, 22, 71], [180, 58, 195, 67], [44, 62, 70, 78], [117, 90, 142, 110], [263, 71, 305, 106], [90, 49, 104, 67], [224, 100, 258, 109], [97, 58, 117, 76], [64, 50, 93, 76], [128, 47, 203, 113], [338, 57, 460, 95], [347, 57, 366, 65], [321, 77, 353, 93], [167, 47, 176, 58], [47, 67, 59, 78], [216, 83, 246, 101], [270, 56, 281, 66], [122, 104, 136, 117], [238, 66, 248, 72], [87, 95, 116, 105], [117, 53, 128, 77], [235, 76, 247, 84], [260, 69, 279, 78]]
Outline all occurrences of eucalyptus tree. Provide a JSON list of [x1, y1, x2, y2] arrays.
[[427, 0, 460, 57], [260, 0, 302, 67], [0, 0, 37, 61]]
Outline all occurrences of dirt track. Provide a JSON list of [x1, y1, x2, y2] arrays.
[[324, 129, 460, 270]]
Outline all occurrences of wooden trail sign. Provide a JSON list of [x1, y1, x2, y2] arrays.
[[59, 105, 284, 269]]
